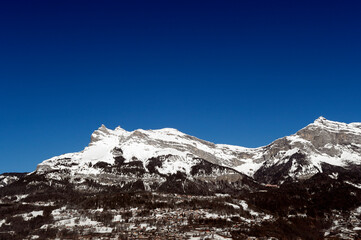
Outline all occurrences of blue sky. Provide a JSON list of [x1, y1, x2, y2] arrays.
[[1, 0, 361, 173]]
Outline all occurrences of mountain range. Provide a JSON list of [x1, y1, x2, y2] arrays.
[[1, 117, 361, 239], [7, 116, 361, 190]]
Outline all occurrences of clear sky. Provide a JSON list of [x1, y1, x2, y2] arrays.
[[1, 0, 361, 173]]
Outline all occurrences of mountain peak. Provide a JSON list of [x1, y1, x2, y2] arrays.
[[312, 116, 345, 127], [98, 124, 109, 131], [308, 117, 361, 135], [115, 126, 123, 131], [311, 116, 347, 129], [153, 127, 183, 135], [90, 124, 113, 143], [314, 116, 327, 124]]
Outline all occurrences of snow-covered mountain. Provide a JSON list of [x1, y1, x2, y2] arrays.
[[1, 116, 360, 191], [36, 124, 261, 176], [33, 124, 260, 194], [254, 117, 361, 184], [2, 117, 361, 239], [33, 117, 361, 187]]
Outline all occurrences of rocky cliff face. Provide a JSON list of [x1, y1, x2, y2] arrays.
[[254, 117, 361, 184]]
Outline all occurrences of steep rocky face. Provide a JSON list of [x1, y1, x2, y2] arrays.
[[254, 117, 361, 184], [297, 117, 361, 155], [33, 152, 259, 195]]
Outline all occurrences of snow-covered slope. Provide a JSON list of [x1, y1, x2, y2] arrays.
[[37, 124, 263, 177], [36, 117, 361, 185], [34, 124, 262, 193]]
